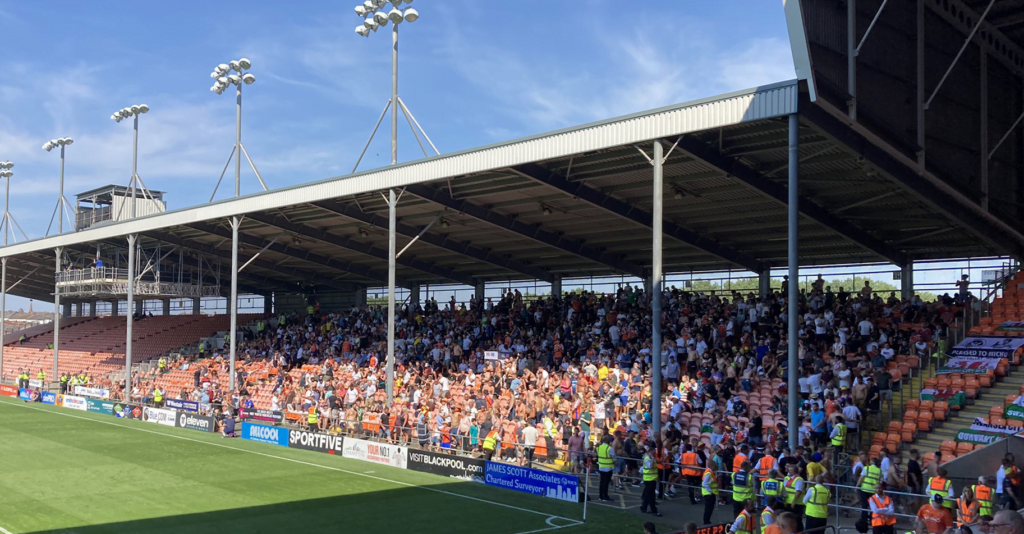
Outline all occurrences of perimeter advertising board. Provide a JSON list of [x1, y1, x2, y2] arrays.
[[408, 449, 485, 482], [115, 403, 144, 419], [86, 398, 116, 415], [60, 395, 87, 411], [241, 422, 289, 447], [18, 388, 38, 402], [341, 437, 407, 469], [288, 429, 344, 454], [0, 384, 17, 397], [239, 408, 284, 424], [484, 462, 579, 503], [176, 412, 215, 433], [165, 398, 200, 413], [40, 391, 56, 405], [142, 406, 176, 427]]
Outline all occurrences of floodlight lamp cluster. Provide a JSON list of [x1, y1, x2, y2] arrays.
[[110, 104, 149, 123], [354, 0, 418, 36], [210, 58, 255, 95], [0, 161, 12, 179], [42, 138, 73, 152]]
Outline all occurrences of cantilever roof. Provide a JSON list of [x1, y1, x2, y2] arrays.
[[1, 79, 1017, 302]]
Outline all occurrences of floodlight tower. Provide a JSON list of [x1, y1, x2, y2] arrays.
[[352, 0, 431, 408], [209, 57, 265, 391], [209, 58, 266, 200], [42, 138, 75, 235], [0, 160, 18, 381], [111, 104, 153, 219]]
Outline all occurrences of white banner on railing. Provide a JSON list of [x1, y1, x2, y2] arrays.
[[74, 386, 110, 399]]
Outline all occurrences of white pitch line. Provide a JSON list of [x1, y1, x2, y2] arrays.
[[512, 516, 584, 534], [1, 400, 581, 531], [0, 524, 14, 534]]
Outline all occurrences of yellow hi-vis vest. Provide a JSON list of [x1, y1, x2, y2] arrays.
[[806, 484, 830, 518], [482, 431, 498, 451], [733, 471, 754, 502], [832, 423, 847, 447], [861, 465, 882, 493], [642, 453, 658, 482], [784, 475, 804, 505], [702, 468, 719, 496], [308, 408, 318, 424], [153, 389, 163, 403], [762, 478, 782, 498], [597, 443, 614, 469]]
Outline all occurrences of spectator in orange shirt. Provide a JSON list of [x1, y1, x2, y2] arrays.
[[918, 495, 955, 534]]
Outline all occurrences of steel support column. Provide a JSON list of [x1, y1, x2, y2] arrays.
[[264, 294, 273, 315], [125, 234, 137, 396], [848, 0, 857, 120], [193, 298, 201, 315], [53, 247, 61, 379], [981, 46, 989, 211], [0, 258, 6, 381], [901, 263, 915, 301], [409, 284, 421, 316], [759, 270, 772, 298], [917, 0, 926, 166], [787, 114, 800, 451], [74, 302, 82, 317], [386, 189, 396, 407], [651, 140, 664, 441], [162, 298, 171, 316], [229, 215, 239, 391], [551, 276, 562, 300]]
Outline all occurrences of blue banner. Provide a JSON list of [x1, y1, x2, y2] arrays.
[[18, 388, 37, 402], [86, 398, 116, 415], [165, 398, 200, 412], [41, 392, 56, 405], [484, 462, 579, 503], [241, 422, 289, 447]]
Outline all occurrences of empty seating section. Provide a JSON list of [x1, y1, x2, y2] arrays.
[[895, 271, 1024, 459], [0, 314, 260, 382]]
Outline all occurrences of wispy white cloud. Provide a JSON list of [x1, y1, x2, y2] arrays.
[[438, 16, 794, 132]]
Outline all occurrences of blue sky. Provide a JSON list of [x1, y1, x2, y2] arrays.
[[0, 0, 795, 221]]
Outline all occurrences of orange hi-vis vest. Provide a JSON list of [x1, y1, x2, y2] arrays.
[[870, 495, 896, 527], [957, 498, 978, 527], [733, 453, 748, 473], [681, 452, 701, 476], [757, 455, 777, 478]]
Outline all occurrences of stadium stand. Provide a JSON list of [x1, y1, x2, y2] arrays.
[[0, 314, 260, 382]]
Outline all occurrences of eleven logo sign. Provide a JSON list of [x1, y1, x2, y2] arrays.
[[176, 413, 213, 432]]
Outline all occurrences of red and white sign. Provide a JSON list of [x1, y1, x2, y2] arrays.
[[341, 437, 408, 469], [0, 384, 18, 397]]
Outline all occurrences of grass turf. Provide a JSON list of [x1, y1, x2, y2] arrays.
[[0, 396, 655, 534]]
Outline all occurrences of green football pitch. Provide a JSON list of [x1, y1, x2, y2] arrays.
[[0, 396, 654, 534]]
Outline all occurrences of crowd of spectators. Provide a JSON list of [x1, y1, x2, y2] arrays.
[[114, 277, 1020, 527]]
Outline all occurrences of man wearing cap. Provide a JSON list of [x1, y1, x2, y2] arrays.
[[640, 441, 662, 517], [916, 495, 954, 534]]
